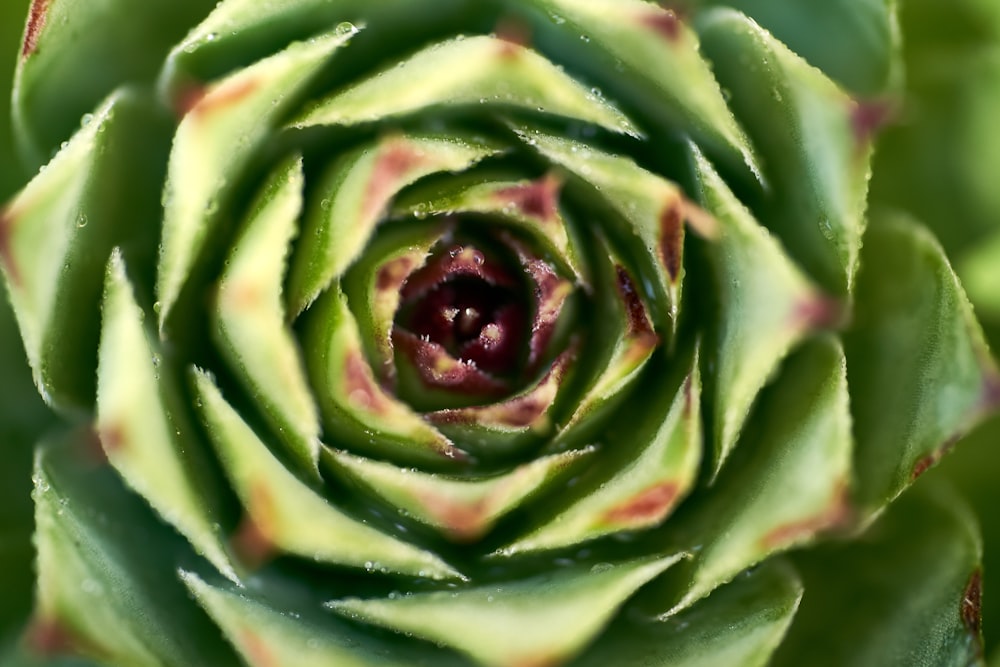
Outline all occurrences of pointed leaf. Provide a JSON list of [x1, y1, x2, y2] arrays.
[[502, 353, 700, 555], [697, 8, 874, 294], [574, 559, 802, 667], [182, 572, 462, 667], [329, 555, 682, 667], [325, 447, 592, 543], [845, 214, 1000, 514], [689, 145, 825, 476], [515, 0, 760, 178], [1, 89, 173, 410], [96, 251, 235, 581], [192, 369, 461, 580], [303, 285, 464, 466], [12, 0, 212, 165], [157, 26, 357, 329], [287, 132, 501, 318], [515, 126, 703, 332], [32, 432, 237, 667], [662, 337, 853, 615], [773, 483, 983, 666], [214, 155, 320, 477], [292, 35, 640, 137]]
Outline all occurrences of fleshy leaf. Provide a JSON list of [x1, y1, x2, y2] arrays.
[[392, 172, 587, 283], [697, 8, 873, 295], [547, 244, 659, 452], [303, 285, 465, 466], [32, 432, 237, 667], [514, 126, 705, 333], [502, 352, 700, 555], [291, 35, 640, 137], [325, 447, 592, 543], [688, 145, 825, 477], [157, 26, 356, 330], [773, 482, 983, 666], [329, 555, 682, 667], [182, 571, 463, 667], [845, 214, 1000, 515], [96, 251, 235, 581], [12, 0, 213, 165], [1, 89, 172, 410], [514, 0, 761, 179], [192, 369, 461, 580], [574, 559, 802, 667], [287, 132, 501, 318], [700, 0, 901, 97], [661, 336, 853, 615], [214, 155, 320, 477]]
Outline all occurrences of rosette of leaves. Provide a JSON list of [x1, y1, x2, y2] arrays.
[[1, 1, 999, 666]]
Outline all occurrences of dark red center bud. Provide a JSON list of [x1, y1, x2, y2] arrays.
[[396, 242, 528, 378]]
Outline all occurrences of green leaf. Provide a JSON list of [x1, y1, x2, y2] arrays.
[[325, 446, 592, 543], [688, 145, 825, 477], [31, 431, 238, 667], [0, 0, 32, 199], [512, 0, 761, 179], [845, 214, 1000, 515], [959, 229, 1000, 323], [697, 8, 873, 295], [695, 0, 901, 97], [214, 155, 320, 478], [329, 555, 683, 667], [302, 285, 464, 466], [1, 88, 174, 411], [773, 482, 984, 666], [12, 0, 214, 165], [287, 132, 502, 318], [513, 126, 698, 334], [573, 559, 802, 667], [157, 25, 357, 331], [182, 572, 464, 667], [660, 336, 853, 615], [291, 35, 640, 138], [96, 251, 236, 581], [192, 369, 461, 580], [501, 352, 700, 555]]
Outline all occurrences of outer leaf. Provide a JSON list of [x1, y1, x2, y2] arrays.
[[214, 155, 320, 477], [697, 8, 874, 295], [845, 214, 1000, 515], [688, 145, 824, 477], [291, 35, 640, 138], [660, 336, 853, 615], [192, 370, 462, 580], [31, 432, 238, 667], [329, 555, 683, 667], [182, 572, 464, 667], [573, 559, 802, 667], [512, 0, 761, 179], [287, 132, 502, 318], [773, 482, 983, 666], [1, 89, 173, 410], [11, 0, 213, 165], [157, 25, 357, 330], [96, 252, 235, 581], [697, 0, 901, 96]]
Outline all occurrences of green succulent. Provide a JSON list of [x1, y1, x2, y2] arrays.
[[1, 1, 999, 666]]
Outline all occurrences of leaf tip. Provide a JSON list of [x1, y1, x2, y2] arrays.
[[962, 569, 984, 641], [22, 0, 51, 58], [0, 205, 20, 285]]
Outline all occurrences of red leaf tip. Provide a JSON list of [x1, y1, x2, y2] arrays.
[[22, 0, 51, 58]]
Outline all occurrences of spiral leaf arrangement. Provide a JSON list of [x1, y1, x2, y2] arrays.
[[1, 1, 998, 666]]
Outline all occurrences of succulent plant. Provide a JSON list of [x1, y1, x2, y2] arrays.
[[2, 1, 1000, 666]]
